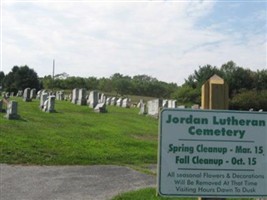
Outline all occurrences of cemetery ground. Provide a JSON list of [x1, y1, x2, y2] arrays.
[[0, 97, 256, 200], [0, 96, 158, 166]]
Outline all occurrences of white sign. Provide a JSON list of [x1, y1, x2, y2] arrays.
[[158, 109, 267, 198]]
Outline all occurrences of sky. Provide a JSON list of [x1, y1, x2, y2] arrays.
[[0, 0, 266, 85]]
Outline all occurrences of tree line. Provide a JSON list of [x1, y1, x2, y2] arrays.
[[0, 61, 266, 110]]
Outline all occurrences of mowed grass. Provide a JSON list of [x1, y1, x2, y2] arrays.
[[111, 188, 255, 200], [112, 188, 195, 200], [0, 97, 158, 165]]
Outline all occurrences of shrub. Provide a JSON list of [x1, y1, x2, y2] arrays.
[[229, 90, 267, 111]]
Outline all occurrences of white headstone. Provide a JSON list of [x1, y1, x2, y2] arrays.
[[23, 88, 31, 102], [106, 97, 111, 105], [116, 98, 122, 107], [71, 88, 79, 104], [94, 102, 107, 113], [77, 88, 87, 105], [40, 93, 48, 109], [110, 97, 117, 106], [147, 99, 162, 118], [122, 98, 130, 108], [88, 91, 98, 108], [30, 89, 36, 99]]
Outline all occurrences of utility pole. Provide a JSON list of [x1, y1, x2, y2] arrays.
[[52, 59, 55, 80], [52, 59, 55, 91]]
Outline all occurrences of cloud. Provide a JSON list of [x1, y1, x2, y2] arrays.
[[1, 1, 266, 85]]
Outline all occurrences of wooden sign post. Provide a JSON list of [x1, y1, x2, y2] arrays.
[[200, 75, 229, 200], [201, 74, 228, 110]]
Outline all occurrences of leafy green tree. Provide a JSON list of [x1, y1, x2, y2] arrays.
[[254, 69, 267, 91], [220, 61, 255, 97], [111, 73, 132, 96], [86, 77, 99, 90], [98, 77, 113, 92], [42, 75, 53, 89], [3, 65, 40, 93], [184, 65, 222, 89], [171, 85, 200, 105], [0, 71, 5, 90], [230, 90, 267, 111]]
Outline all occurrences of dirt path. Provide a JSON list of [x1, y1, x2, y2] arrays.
[[0, 164, 156, 200]]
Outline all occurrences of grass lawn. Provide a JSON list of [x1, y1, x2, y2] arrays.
[[112, 188, 195, 200], [0, 96, 158, 165], [111, 188, 255, 200]]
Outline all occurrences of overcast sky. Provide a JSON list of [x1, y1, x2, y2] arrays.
[[1, 0, 266, 85]]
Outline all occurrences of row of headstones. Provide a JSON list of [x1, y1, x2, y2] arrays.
[[105, 97, 131, 108], [1, 88, 37, 100], [140, 98, 200, 118], [71, 88, 107, 113], [71, 88, 132, 112], [14, 88, 37, 101], [16, 88, 56, 113]]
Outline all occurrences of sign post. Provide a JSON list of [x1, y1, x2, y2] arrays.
[[158, 109, 267, 198]]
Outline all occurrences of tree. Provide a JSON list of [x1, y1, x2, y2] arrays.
[[0, 71, 5, 90], [3, 65, 40, 93], [184, 65, 222, 89], [98, 77, 113, 92], [254, 69, 267, 91], [220, 61, 255, 97], [110, 73, 132, 96], [86, 77, 99, 90], [171, 85, 200, 105]]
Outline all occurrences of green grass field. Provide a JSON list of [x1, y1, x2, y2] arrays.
[[111, 188, 255, 200], [0, 96, 158, 165], [111, 188, 193, 200]]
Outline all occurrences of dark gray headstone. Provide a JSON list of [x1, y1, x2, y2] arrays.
[[5, 101, 20, 119]]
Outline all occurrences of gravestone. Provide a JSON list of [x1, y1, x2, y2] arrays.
[[116, 98, 122, 107], [17, 90, 23, 97], [40, 92, 48, 109], [56, 91, 63, 100], [88, 90, 98, 108], [77, 88, 87, 105], [99, 93, 106, 103], [43, 95, 56, 113], [36, 90, 41, 99], [106, 97, 111, 105], [71, 88, 79, 104], [162, 100, 168, 108], [23, 88, 31, 102], [147, 99, 162, 118], [110, 97, 117, 106], [5, 101, 20, 119], [36, 90, 46, 99], [191, 104, 200, 109], [122, 98, 130, 108], [168, 100, 177, 108], [30, 89, 36, 99], [139, 102, 147, 115], [137, 99, 144, 108], [94, 102, 107, 113], [10, 92, 14, 97]]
